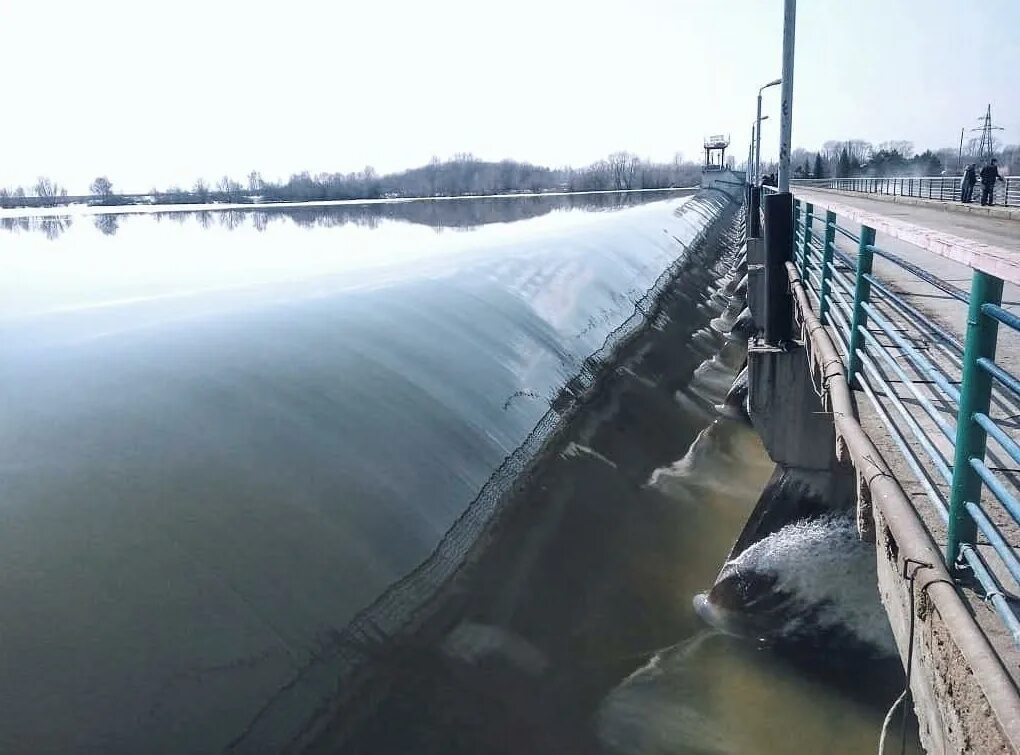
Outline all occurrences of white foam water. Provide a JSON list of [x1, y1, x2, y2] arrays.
[[442, 622, 548, 676], [598, 632, 738, 755], [726, 515, 897, 656], [648, 420, 772, 501]]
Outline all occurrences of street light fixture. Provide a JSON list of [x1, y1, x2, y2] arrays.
[[755, 78, 782, 185], [751, 116, 770, 182]]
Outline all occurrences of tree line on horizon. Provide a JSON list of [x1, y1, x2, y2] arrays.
[[4, 138, 1017, 210], [763, 139, 1020, 181], [0, 152, 702, 209]]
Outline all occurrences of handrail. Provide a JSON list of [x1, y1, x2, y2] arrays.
[[791, 175, 1020, 208], [791, 193, 1020, 286], [785, 192, 1020, 655], [783, 259, 1020, 744]]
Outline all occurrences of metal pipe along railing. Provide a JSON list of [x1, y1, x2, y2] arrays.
[[783, 195, 1020, 653]]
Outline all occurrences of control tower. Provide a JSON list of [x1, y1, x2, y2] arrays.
[[703, 134, 730, 171]]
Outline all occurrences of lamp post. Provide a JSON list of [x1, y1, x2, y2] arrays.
[[750, 127, 758, 184], [751, 116, 770, 184], [755, 79, 782, 185], [777, 0, 796, 192]]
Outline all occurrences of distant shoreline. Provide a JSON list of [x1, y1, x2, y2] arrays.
[[0, 186, 698, 220]]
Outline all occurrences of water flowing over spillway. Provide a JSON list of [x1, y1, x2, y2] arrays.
[[0, 192, 915, 753], [0, 192, 716, 753]]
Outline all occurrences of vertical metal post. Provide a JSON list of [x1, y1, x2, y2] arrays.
[[749, 124, 755, 186], [800, 202, 813, 280], [754, 94, 763, 186], [746, 184, 752, 228], [793, 198, 801, 267], [946, 270, 1004, 573], [749, 186, 762, 238], [818, 209, 836, 323], [846, 224, 876, 387], [777, 0, 796, 193], [764, 191, 794, 345]]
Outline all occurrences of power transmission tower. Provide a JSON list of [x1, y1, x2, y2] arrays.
[[971, 104, 1004, 162]]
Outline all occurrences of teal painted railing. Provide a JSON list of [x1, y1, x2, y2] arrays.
[[789, 196, 1020, 645], [791, 176, 1019, 207]]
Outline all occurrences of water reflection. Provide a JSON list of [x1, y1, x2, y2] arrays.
[[1, 215, 75, 239], [93, 214, 120, 236], [0, 191, 687, 238]]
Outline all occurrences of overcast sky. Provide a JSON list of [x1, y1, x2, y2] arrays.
[[2, 0, 1016, 192]]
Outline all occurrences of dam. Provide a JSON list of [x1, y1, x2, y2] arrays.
[[0, 180, 925, 754], [2, 164, 1017, 753]]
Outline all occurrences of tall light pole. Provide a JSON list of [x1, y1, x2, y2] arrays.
[[755, 79, 782, 185], [777, 0, 797, 192], [750, 126, 758, 184]]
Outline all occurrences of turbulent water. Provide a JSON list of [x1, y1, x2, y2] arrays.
[[0, 192, 913, 754]]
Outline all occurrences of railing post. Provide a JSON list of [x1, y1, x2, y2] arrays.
[[818, 209, 836, 324], [763, 191, 794, 345], [793, 198, 801, 266], [946, 270, 1004, 574], [748, 186, 762, 238], [846, 224, 877, 387], [800, 202, 813, 280]]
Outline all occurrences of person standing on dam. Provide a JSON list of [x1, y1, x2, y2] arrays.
[[979, 158, 1004, 205], [960, 163, 977, 204]]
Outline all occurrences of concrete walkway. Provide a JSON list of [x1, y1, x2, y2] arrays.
[[797, 186, 1020, 223], [794, 188, 1020, 253]]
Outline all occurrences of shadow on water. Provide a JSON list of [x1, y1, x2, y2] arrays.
[[0, 190, 689, 238], [333, 215, 916, 754]]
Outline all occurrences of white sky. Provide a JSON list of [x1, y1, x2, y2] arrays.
[[2, 0, 1017, 193]]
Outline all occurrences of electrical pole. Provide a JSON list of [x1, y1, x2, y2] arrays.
[[972, 104, 1004, 163]]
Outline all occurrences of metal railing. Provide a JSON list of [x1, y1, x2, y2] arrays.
[[785, 195, 1020, 645], [792, 175, 1020, 208]]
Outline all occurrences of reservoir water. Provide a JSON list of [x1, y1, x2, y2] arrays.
[[0, 193, 914, 753]]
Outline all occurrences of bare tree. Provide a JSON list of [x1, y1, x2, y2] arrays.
[[247, 170, 264, 194], [216, 176, 243, 201], [878, 141, 914, 159], [33, 177, 67, 207], [90, 176, 114, 204]]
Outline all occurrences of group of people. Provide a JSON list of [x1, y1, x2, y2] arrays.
[[960, 159, 1004, 206]]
